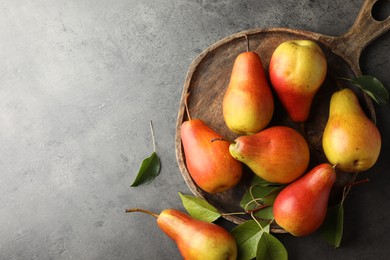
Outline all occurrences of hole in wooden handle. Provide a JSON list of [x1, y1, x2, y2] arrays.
[[372, 0, 390, 21]]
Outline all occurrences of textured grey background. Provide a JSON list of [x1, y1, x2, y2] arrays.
[[0, 0, 389, 259]]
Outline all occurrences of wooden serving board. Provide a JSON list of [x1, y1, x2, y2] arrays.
[[175, 0, 390, 232]]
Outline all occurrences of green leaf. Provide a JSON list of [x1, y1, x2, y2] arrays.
[[250, 175, 282, 187], [178, 192, 221, 222], [256, 232, 288, 260], [240, 186, 282, 209], [240, 185, 282, 220], [320, 203, 344, 248], [253, 206, 275, 220], [341, 75, 389, 105], [130, 152, 161, 187], [231, 220, 270, 260]]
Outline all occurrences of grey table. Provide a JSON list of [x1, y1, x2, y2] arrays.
[[1, 1, 389, 259]]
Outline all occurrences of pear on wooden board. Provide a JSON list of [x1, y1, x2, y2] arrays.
[[322, 88, 381, 172], [273, 163, 336, 237], [126, 208, 237, 260], [269, 40, 327, 122], [180, 97, 242, 193], [223, 38, 274, 135], [229, 126, 310, 184]]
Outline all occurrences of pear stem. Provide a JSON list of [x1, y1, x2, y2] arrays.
[[244, 34, 249, 52], [125, 208, 159, 218], [184, 92, 192, 121], [210, 137, 233, 143], [299, 122, 305, 135]]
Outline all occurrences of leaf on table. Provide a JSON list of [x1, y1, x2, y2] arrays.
[[341, 75, 389, 105], [130, 121, 161, 187], [178, 192, 221, 222], [231, 220, 270, 260], [320, 203, 344, 248], [256, 232, 288, 260], [130, 152, 161, 187]]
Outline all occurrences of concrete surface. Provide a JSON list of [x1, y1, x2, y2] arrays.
[[0, 0, 389, 259]]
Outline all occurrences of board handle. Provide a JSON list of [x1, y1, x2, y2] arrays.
[[320, 0, 390, 75]]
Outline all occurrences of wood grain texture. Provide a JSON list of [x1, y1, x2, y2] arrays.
[[175, 0, 389, 232]]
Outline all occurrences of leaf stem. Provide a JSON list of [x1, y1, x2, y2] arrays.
[[251, 212, 264, 230], [346, 178, 369, 188], [150, 120, 156, 153], [341, 172, 359, 205], [221, 211, 247, 216], [247, 204, 271, 214], [125, 208, 159, 218]]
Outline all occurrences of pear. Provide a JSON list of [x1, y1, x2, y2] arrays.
[[269, 40, 327, 122], [222, 42, 274, 134], [229, 126, 309, 184], [126, 208, 237, 260], [273, 163, 336, 236], [322, 88, 381, 172], [181, 99, 242, 193]]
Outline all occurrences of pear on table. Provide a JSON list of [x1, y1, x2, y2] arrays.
[[322, 88, 381, 172], [223, 37, 274, 135], [126, 208, 237, 260], [273, 163, 336, 237], [269, 40, 327, 122], [229, 126, 310, 184]]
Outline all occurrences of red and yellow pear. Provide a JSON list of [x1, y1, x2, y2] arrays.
[[273, 163, 336, 236], [126, 208, 237, 260], [269, 39, 327, 122], [229, 126, 309, 184], [223, 37, 274, 134], [180, 96, 242, 193]]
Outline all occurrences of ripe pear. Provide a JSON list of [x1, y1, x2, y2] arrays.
[[322, 88, 381, 172], [126, 208, 237, 260], [223, 49, 274, 134], [181, 118, 242, 193], [269, 40, 327, 122], [229, 126, 309, 184], [273, 163, 336, 236]]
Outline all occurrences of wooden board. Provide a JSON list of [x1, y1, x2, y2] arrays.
[[175, 0, 390, 232]]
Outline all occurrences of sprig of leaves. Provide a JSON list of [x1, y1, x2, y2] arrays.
[[339, 75, 389, 105], [240, 176, 284, 220], [130, 121, 161, 187], [178, 192, 287, 260]]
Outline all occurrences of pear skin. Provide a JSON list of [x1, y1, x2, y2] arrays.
[[229, 126, 309, 184], [223, 51, 274, 135], [273, 163, 336, 236], [126, 208, 237, 260], [269, 40, 327, 122], [181, 119, 242, 193], [322, 88, 381, 172]]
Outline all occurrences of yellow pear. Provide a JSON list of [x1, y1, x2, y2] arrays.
[[223, 50, 274, 135], [322, 88, 381, 172]]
